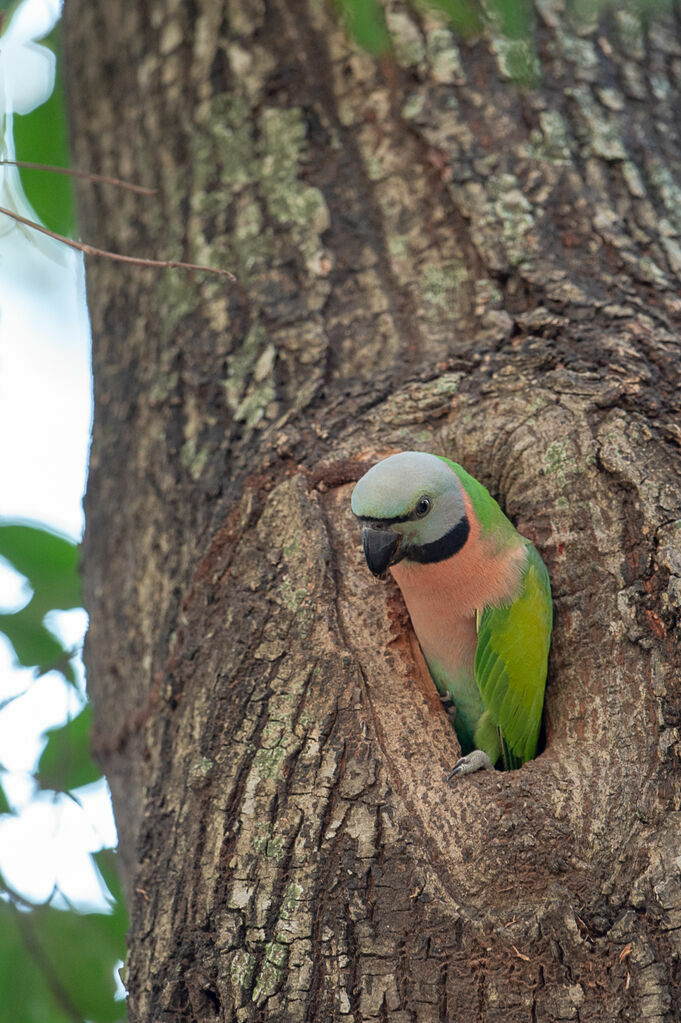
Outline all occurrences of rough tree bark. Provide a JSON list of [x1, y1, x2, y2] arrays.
[[64, 0, 681, 1019]]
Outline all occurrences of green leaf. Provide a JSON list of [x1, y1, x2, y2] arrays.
[[0, 779, 12, 815], [0, 524, 81, 612], [0, 896, 126, 1023], [0, 2, 22, 23], [0, 607, 76, 682], [0, 523, 81, 682], [37, 705, 100, 792], [91, 849, 125, 909], [12, 26, 76, 238], [91, 849, 129, 945], [0, 899, 75, 1023], [41, 905, 126, 1022]]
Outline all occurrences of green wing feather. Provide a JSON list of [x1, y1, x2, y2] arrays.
[[474, 543, 552, 764], [438, 457, 518, 544]]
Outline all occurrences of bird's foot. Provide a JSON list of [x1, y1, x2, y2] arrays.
[[448, 749, 494, 779]]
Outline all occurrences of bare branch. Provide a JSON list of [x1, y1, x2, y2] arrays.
[[0, 205, 237, 280], [0, 159, 157, 195]]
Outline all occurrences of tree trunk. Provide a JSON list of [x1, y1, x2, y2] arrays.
[[64, 1, 681, 1019]]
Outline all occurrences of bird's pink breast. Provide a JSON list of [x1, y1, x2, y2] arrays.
[[390, 497, 526, 675]]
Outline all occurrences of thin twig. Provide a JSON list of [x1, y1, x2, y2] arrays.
[[0, 159, 158, 195], [0, 205, 237, 280], [0, 687, 29, 713], [0, 875, 46, 910]]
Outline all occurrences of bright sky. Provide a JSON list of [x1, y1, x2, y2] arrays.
[[0, 248, 91, 535], [0, 0, 117, 912]]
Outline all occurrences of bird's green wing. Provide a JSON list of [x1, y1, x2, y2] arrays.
[[473, 543, 552, 764]]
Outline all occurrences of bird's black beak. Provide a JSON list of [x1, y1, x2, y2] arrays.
[[362, 527, 402, 578]]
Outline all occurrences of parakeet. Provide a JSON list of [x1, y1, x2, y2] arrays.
[[351, 451, 552, 775]]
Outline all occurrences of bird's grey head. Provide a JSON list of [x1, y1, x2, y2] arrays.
[[351, 451, 469, 577]]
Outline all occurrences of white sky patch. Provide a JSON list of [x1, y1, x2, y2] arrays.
[[0, 248, 92, 537], [0, 652, 83, 780], [0, 781, 117, 910], [0, 556, 32, 612]]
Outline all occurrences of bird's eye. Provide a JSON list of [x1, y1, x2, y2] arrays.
[[415, 496, 432, 518]]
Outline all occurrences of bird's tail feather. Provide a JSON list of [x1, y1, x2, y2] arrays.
[[499, 728, 522, 771]]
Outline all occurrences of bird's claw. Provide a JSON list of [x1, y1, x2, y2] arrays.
[[448, 749, 494, 779]]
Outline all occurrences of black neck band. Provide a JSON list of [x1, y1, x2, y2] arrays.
[[408, 516, 470, 564]]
